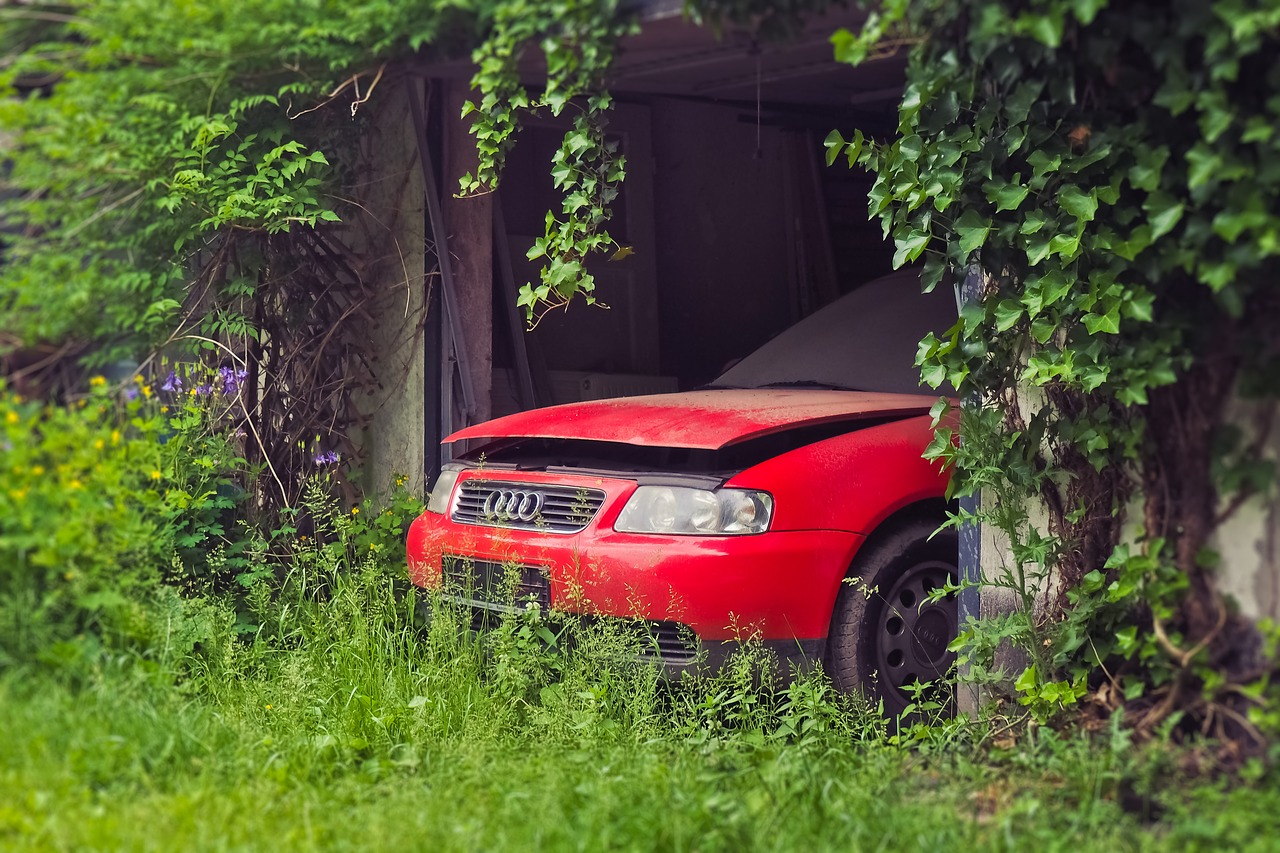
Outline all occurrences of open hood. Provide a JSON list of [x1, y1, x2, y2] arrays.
[[445, 389, 941, 451]]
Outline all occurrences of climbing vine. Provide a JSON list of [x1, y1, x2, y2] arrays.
[[461, 0, 637, 321], [827, 0, 1280, 744]]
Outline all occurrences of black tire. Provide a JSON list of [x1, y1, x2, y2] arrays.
[[826, 516, 959, 721]]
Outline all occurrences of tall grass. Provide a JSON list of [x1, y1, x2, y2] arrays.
[[2, 485, 1278, 850]]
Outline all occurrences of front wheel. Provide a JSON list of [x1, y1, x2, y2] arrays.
[[826, 517, 959, 720]]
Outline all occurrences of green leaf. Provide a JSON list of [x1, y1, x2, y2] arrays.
[[994, 299, 1023, 332], [1144, 194, 1185, 240], [1057, 185, 1098, 221], [985, 179, 1030, 212], [823, 129, 845, 166], [1083, 309, 1120, 335], [893, 228, 931, 268], [953, 209, 991, 256]]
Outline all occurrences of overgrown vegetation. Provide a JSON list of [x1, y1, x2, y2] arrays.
[[2, 395, 1274, 847], [822, 0, 1280, 749], [3, 4, 1279, 843]]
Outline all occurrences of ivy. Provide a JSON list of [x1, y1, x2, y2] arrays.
[[831, 0, 1280, 735], [461, 0, 638, 321]]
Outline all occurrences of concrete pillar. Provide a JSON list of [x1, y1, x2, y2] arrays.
[[351, 74, 427, 496]]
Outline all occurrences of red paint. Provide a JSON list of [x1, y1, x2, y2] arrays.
[[444, 388, 941, 450], [407, 394, 952, 645]]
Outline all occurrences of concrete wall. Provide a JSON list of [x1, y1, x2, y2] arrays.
[[351, 77, 427, 496], [1214, 399, 1280, 621]]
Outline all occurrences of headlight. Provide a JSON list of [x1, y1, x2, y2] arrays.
[[426, 468, 461, 515], [615, 486, 773, 535]]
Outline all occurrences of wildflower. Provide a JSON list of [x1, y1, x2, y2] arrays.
[[160, 370, 183, 393], [313, 450, 340, 466], [351, 507, 359, 515], [265, 704, 273, 711], [8, 488, 27, 501], [89, 376, 106, 387], [140, 385, 152, 398], [150, 470, 162, 481], [5, 411, 17, 425], [68, 479, 83, 490], [160, 406, 169, 413], [194, 383, 212, 396], [64, 571, 75, 581], [123, 387, 139, 402], [94, 439, 105, 451], [111, 430, 121, 445], [218, 366, 247, 396], [31, 465, 44, 476]]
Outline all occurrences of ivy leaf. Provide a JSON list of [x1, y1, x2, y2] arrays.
[[1057, 185, 1098, 221], [823, 129, 845, 166], [984, 179, 1031, 212], [953, 209, 991, 256], [1144, 193, 1185, 240], [1083, 309, 1120, 335], [893, 228, 931, 268], [994, 299, 1024, 332]]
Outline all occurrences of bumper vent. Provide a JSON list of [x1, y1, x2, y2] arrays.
[[441, 556, 551, 613], [631, 620, 700, 665], [452, 480, 605, 533]]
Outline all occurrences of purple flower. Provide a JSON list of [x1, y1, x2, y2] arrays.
[[219, 366, 247, 396], [313, 450, 341, 466], [195, 383, 212, 396], [123, 387, 139, 402], [160, 370, 183, 393]]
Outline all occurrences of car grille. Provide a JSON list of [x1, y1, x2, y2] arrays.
[[451, 480, 606, 533], [441, 555, 551, 613]]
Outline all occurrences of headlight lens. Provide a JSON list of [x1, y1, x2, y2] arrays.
[[615, 486, 773, 535], [425, 468, 461, 515]]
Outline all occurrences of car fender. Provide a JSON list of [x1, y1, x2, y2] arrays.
[[725, 413, 949, 536]]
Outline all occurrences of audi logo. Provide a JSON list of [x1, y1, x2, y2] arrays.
[[482, 488, 546, 522]]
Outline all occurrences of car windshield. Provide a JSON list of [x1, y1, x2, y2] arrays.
[[708, 269, 958, 395]]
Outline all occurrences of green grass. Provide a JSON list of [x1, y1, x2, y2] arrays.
[[1, 564, 1277, 852]]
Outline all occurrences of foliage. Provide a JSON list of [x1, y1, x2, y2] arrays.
[[460, 0, 637, 321], [0, 373, 249, 665], [4, 543, 1279, 849], [0, 1, 476, 357], [826, 0, 1280, 735]]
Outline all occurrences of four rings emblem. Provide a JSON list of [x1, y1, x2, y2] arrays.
[[482, 488, 546, 522]]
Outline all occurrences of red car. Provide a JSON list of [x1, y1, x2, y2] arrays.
[[407, 270, 959, 715]]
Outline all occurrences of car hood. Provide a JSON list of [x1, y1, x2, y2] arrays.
[[445, 389, 942, 450]]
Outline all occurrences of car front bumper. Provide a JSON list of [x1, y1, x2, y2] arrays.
[[406, 471, 865, 654]]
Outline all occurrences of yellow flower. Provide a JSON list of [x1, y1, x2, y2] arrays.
[[141, 385, 152, 398], [31, 465, 44, 476], [111, 430, 121, 445], [351, 507, 359, 515], [150, 470, 162, 481], [5, 411, 17, 425], [161, 406, 169, 413], [94, 439, 105, 451], [68, 479, 82, 490], [8, 488, 27, 501], [89, 376, 106, 387], [64, 571, 75, 581]]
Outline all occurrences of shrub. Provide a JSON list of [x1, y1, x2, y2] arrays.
[[0, 372, 250, 666]]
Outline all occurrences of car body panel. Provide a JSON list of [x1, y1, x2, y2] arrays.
[[727, 413, 948, 534], [406, 466, 866, 641], [406, 413, 948, 643], [444, 388, 940, 450]]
